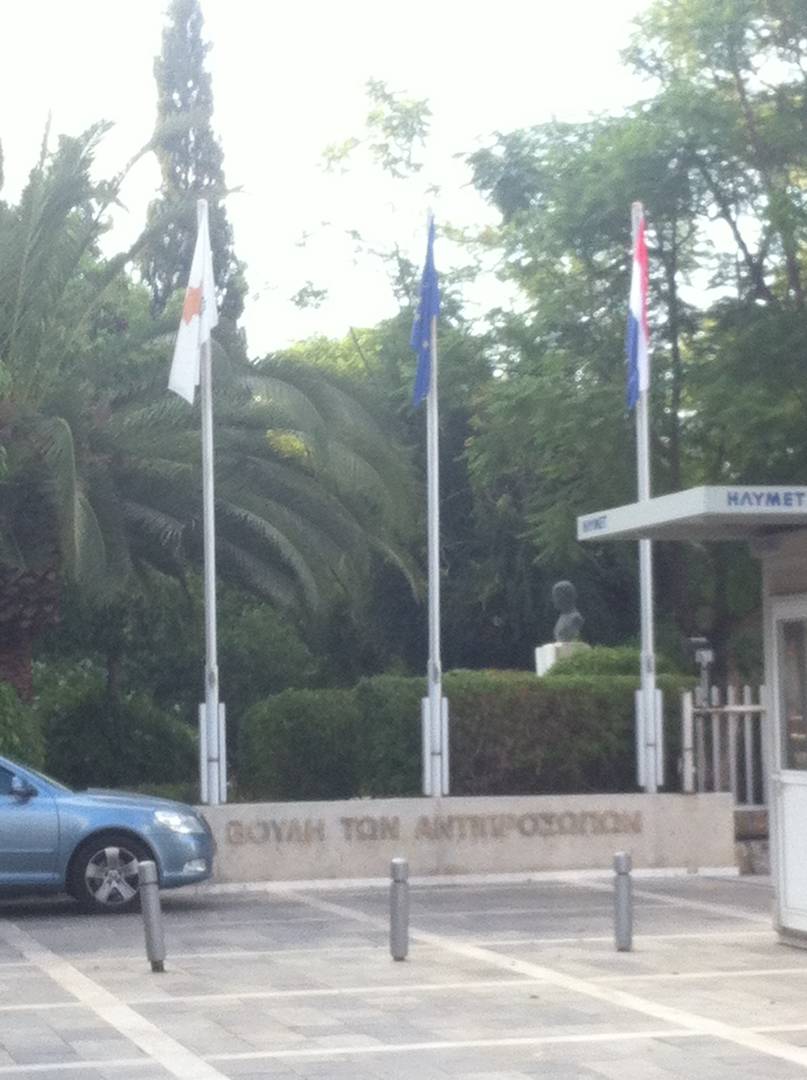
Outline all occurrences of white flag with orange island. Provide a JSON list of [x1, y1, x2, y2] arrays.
[[168, 202, 218, 403]]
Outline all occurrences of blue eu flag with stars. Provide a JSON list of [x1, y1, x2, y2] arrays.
[[410, 215, 440, 407]]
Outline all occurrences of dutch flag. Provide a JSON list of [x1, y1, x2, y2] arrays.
[[626, 204, 650, 411]]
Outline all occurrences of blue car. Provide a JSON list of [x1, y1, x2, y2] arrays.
[[0, 754, 214, 913]]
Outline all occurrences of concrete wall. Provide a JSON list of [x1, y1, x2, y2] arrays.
[[202, 793, 735, 883], [759, 527, 807, 596]]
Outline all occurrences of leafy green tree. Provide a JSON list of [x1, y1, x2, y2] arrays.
[[323, 79, 431, 179], [141, 0, 246, 320], [464, 114, 699, 649], [628, 0, 807, 309], [463, 0, 807, 670], [39, 572, 317, 747], [0, 126, 418, 700], [625, 0, 807, 669]]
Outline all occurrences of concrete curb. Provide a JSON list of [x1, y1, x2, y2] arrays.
[[186, 865, 742, 898]]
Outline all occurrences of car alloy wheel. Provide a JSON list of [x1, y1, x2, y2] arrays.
[[74, 834, 151, 913]]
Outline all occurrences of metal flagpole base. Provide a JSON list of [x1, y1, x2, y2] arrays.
[[634, 689, 664, 792], [218, 702, 227, 804], [421, 696, 450, 796], [198, 703, 208, 804], [199, 701, 227, 805]]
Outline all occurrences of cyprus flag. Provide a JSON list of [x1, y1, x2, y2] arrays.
[[168, 200, 218, 403]]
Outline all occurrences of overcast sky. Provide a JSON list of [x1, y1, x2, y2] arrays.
[[0, 0, 652, 355]]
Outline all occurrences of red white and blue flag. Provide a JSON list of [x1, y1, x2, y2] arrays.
[[626, 205, 650, 411]]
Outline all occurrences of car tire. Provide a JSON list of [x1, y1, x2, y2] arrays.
[[69, 833, 152, 914]]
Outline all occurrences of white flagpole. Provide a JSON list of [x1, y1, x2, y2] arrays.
[[426, 312, 445, 796], [632, 201, 658, 793], [198, 199, 223, 807]]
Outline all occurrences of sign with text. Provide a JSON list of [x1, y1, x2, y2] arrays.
[[201, 793, 735, 884], [578, 486, 807, 544]]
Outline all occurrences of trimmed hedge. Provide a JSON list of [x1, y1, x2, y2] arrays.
[[448, 671, 687, 795], [239, 688, 361, 800], [0, 683, 44, 768], [237, 668, 693, 801], [355, 675, 425, 796], [549, 645, 682, 677]]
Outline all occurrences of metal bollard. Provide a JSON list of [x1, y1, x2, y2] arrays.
[[613, 851, 633, 953], [390, 857, 409, 961], [138, 860, 166, 973]]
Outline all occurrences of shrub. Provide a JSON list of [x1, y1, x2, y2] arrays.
[[548, 645, 683, 677], [448, 671, 689, 795], [239, 688, 360, 800], [355, 675, 425, 796], [447, 670, 630, 794], [0, 683, 44, 767], [33, 663, 196, 790], [236, 667, 695, 801]]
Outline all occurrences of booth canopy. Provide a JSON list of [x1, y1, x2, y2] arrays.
[[577, 486, 807, 544]]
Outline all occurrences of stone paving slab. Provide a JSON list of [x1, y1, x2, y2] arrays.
[[484, 929, 798, 976], [290, 878, 770, 942], [132, 982, 682, 1058], [3, 873, 807, 1078], [0, 894, 386, 959], [89, 944, 517, 1004], [0, 964, 77, 1004]]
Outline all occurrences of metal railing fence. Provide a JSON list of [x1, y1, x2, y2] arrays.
[[681, 684, 766, 807]]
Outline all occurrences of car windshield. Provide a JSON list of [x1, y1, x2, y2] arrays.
[[20, 764, 72, 793]]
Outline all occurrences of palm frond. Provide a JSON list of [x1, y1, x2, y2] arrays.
[[119, 500, 186, 556], [37, 415, 79, 577], [216, 539, 301, 608], [215, 499, 319, 609], [236, 456, 376, 553], [318, 438, 405, 523], [243, 371, 327, 444], [73, 491, 113, 595]]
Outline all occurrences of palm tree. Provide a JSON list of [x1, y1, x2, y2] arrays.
[[0, 126, 417, 698]]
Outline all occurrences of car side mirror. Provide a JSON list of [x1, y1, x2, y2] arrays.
[[10, 776, 36, 800]]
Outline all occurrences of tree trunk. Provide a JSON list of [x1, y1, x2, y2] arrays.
[[729, 58, 804, 308], [692, 155, 775, 304], [106, 645, 123, 702], [0, 635, 34, 702], [0, 564, 60, 701]]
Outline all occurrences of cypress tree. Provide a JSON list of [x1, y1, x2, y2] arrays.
[[142, 0, 246, 320]]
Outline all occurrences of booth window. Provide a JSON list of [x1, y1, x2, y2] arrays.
[[781, 620, 807, 770]]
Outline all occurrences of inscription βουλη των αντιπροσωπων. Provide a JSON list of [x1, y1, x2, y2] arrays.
[[223, 809, 643, 846]]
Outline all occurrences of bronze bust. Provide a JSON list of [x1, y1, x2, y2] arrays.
[[552, 580, 584, 642]]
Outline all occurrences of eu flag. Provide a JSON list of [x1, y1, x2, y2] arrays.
[[410, 215, 440, 407]]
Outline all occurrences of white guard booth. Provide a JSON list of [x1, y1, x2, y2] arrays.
[[578, 485, 807, 945]]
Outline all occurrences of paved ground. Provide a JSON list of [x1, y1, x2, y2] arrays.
[[2, 872, 807, 1078]]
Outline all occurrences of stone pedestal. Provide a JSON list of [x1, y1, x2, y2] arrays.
[[535, 640, 590, 677]]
